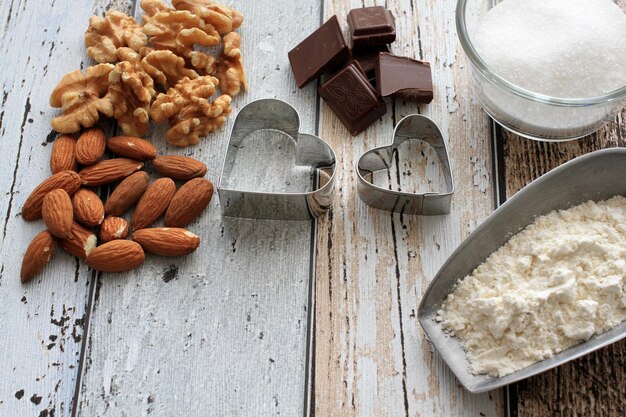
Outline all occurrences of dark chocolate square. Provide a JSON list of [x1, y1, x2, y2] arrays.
[[347, 7, 396, 50], [375, 52, 433, 103], [288, 15, 350, 88], [319, 62, 387, 136]]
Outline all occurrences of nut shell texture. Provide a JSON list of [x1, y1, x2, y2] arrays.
[[21, 231, 57, 283], [42, 189, 74, 238], [50, 134, 77, 173], [132, 227, 200, 256], [165, 178, 213, 227], [72, 188, 105, 227], [131, 177, 177, 230], [22, 170, 82, 220], [104, 171, 150, 216], [151, 155, 207, 180], [87, 240, 145, 272], [79, 158, 144, 186], [75, 127, 106, 165]]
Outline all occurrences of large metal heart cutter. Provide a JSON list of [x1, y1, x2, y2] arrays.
[[218, 99, 337, 220], [356, 114, 454, 215]]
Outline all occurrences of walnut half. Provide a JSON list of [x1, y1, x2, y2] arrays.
[[50, 64, 115, 133], [107, 61, 156, 137], [215, 32, 247, 96], [151, 76, 232, 146], [85, 10, 148, 63]]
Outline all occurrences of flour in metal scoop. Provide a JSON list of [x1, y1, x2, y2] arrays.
[[437, 196, 626, 377]]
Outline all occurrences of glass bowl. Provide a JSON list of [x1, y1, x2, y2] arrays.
[[456, 0, 626, 141]]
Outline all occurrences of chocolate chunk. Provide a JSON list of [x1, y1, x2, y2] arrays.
[[347, 7, 396, 50], [319, 62, 387, 136], [352, 44, 391, 81], [288, 15, 350, 88], [375, 52, 433, 103]]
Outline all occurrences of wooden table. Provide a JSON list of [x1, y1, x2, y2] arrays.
[[0, 0, 623, 416]]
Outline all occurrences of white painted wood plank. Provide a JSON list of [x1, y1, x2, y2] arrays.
[[0, 1, 132, 416], [76, 1, 321, 415], [315, 0, 504, 416]]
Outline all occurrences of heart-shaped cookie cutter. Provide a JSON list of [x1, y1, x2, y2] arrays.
[[356, 114, 454, 215], [218, 99, 337, 220]]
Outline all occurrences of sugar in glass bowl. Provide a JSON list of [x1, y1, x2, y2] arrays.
[[456, 0, 626, 141]]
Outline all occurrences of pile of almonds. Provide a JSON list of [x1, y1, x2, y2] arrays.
[[20, 127, 214, 283]]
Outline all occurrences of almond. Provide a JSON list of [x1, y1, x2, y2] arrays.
[[132, 227, 200, 256], [87, 240, 145, 272], [59, 222, 97, 259], [50, 134, 77, 173], [107, 136, 157, 161], [22, 170, 82, 220], [21, 230, 57, 283], [79, 158, 144, 186], [164, 178, 214, 227], [72, 188, 104, 227], [99, 216, 129, 242], [42, 189, 73, 238], [104, 171, 149, 216], [75, 127, 106, 165], [131, 178, 176, 230], [151, 156, 207, 180]]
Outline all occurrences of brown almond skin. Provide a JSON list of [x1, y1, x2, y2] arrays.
[[79, 158, 144, 186], [131, 178, 176, 230], [107, 136, 157, 161], [104, 171, 149, 216], [75, 127, 106, 165], [72, 188, 105, 227], [22, 170, 82, 220], [50, 134, 77, 173], [87, 240, 145, 272], [164, 178, 213, 227], [59, 222, 97, 259], [151, 156, 207, 180], [132, 227, 200, 256], [21, 230, 57, 283], [99, 216, 129, 242], [42, 189, 73, 238]]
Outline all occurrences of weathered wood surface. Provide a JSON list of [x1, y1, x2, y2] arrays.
[[498, 110, 626, 417], [314, 0, 502, 416]]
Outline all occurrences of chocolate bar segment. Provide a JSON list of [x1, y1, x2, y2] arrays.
[[319, 62, 387, 136], [352, 44, 391, 81], [288, 15, 350, 88], [375, 52, 433, 103], [347, 7, 396, 50]]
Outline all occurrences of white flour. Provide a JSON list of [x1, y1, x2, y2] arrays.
[[438, 196, 626, 377]]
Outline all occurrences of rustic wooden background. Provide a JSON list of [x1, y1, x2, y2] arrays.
[[0, 0, 623, 416]]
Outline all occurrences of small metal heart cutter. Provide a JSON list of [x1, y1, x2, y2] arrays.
[[356, 114, 454, 215], [218, 99, 337, 220]]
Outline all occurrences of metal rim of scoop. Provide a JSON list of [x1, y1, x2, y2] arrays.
[[355, 114, 454, 215], [217, 98, 337, 220]]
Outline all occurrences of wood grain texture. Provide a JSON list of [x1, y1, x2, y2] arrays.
[[74, 0, 321, 416], [314, 1, 502, 416], [500, 110, 625, 417], [0, 1, 132, 416]]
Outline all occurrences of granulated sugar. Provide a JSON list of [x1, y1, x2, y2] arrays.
[[474, 0, 626, 98], [438, 196, 626, 377]]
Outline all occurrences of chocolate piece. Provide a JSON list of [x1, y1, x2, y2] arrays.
[[347, 7, 396, 50], [319, 62, 387, 136], [288, 15, 350, 88], [375, 52, 433, 103], [352, 44, 391, 81]]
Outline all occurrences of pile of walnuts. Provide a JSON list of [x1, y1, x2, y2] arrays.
[[50, 0, 247, 147]]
